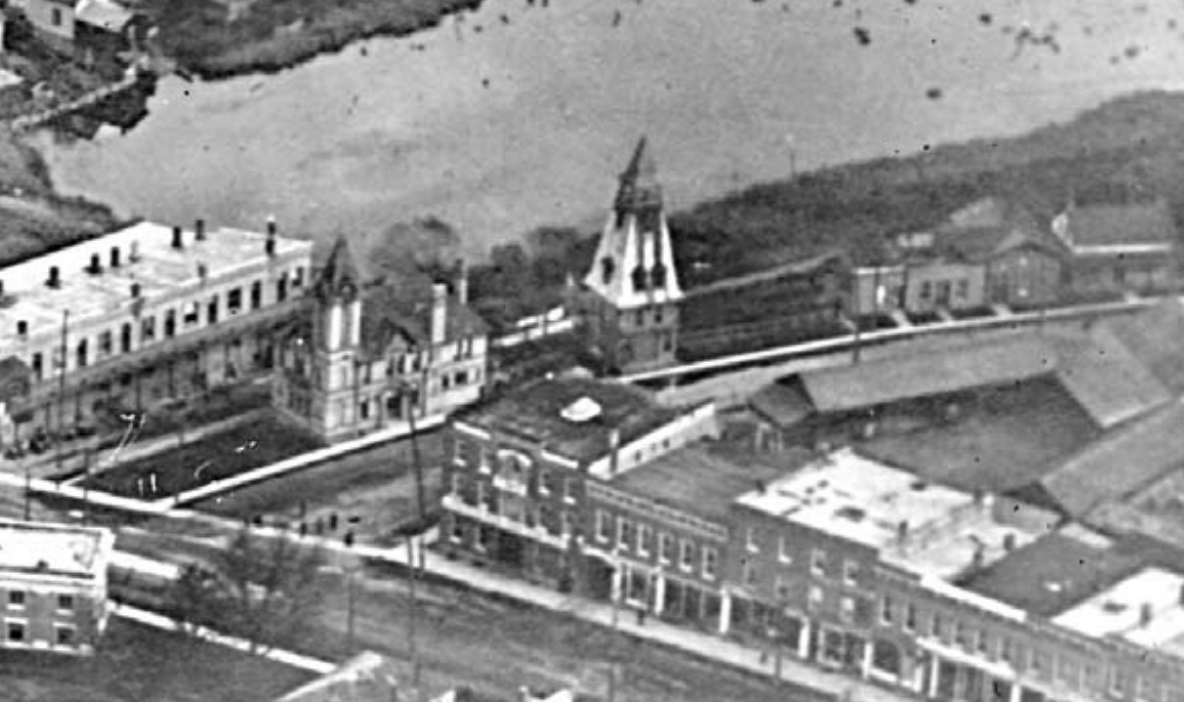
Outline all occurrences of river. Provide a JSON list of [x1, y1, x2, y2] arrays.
[[30, 0, 1184, 258]]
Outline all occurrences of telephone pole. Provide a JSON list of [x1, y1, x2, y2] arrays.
[[55, 310, 69, 474]]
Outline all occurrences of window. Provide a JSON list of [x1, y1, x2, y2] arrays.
[[164, 309, 177, 338], [562, 477, 576, 504], [904, 602, 917, 632], [956, 278, 970, 299], [55, 624, 74, 646], [975, 628, 990, 656], [778, 536, 792, 564], [742, 559, 757, 586], [99, 330, 114, 356], [843, 559, 859, 585], [560, 511, 573, 538], [76, 338, 87, 368], [616, 517, 633, 551], [227, 287, 243, 314], [746, 527, 760, 553], [634, 309, 644, 326], [595, 510, 611, 542], [8, 591, 25, 608], [810, 548, 828, 577], [919, 280, 933, 300], [455, 370, 469, 386], [251, 281, 263, 310], [57, 594, 74, 613], [537, 466, 551, 495], [679, 539, 695, 572], [450, 472, 463, 495], [658, 533, 674, 565], [930, 612, 944, 639], [1135, 677, 1156, 702], [636, 524, 651, 557], [654, 306, 664, 324], [998, 636, 1013, 664], [183, 301, 200, 327], [7, 620, 25, 642], [208, 296, 219, 324], [880, 595, 894, 625], [31, 353, 42, 380], [121, 323, 132, 353], [775, 575, 790, 600], [1058, 657, 1081, 689], [277, 273, 288, 302], [51, 7, 62, 26], [840, 596, 856, 624], [292, 267, 305, 288], [1030, 649, 1050, 679], [702, 547, 718, 580], [140, 317, 155, 343], [954, 621, 971, 649], [476, 482, 487, 511], [1109, 667, 1130, 698], [450, 517, 464, 543], [808, 585, 824, 611]]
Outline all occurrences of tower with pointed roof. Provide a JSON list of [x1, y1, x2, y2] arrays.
[[306, 234, 365, 439], [581, 137, 683, 374]]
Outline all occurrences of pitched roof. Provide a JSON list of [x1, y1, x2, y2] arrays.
[[74, 0, 135, 31], [1098, 298, 1184, 395], [1041, 401, 1184, 517], [315, 235, 362, 300], [1059, 198, 1177, 250], [799, 336, 1056, 413], [358, 276, 487, 358], [1048, 329, 1172, 430], [614, 136, 662, 213], [748, 379, 813, 429], [276, 651, 399, 702]]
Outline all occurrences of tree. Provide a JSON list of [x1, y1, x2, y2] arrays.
[[366, 216, 462, 283], [168, 528, 329, 653]]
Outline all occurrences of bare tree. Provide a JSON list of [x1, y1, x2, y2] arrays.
[[169, 528, 328, 654]]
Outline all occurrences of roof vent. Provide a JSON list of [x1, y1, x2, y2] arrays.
[[561, 396, 602, 423]]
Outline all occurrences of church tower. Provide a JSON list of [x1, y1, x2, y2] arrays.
[[582, 137, 683, 374], [309, 235, 364, 440]]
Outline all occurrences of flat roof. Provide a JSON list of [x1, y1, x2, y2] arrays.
[[0, 519, 111, 579], [1053, 568, 1184, 656], [461, 378, 681, 463], [959, 525, 1147, 617], [799, 336, 1056, 414], [734, 448, 974, 551], [610, 444, 813, 523], [0, 221, 313, 348]]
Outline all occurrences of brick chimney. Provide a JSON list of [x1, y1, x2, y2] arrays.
[[131, 282, 141, 298], [265, 216, 277, 257], [87, 253, 102, 275], [430, 283, 448, 346], [110, 246, 121, 269], [16, 319, 27, 338], [46, 266, 60, 289], [609, 428, 621, 474], [455, 258, 469, 305], [195, 218, 206, 241], [171, 225, 184, 250]]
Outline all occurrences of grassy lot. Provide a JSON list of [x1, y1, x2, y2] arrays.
[[858, 378, 1100, 493], [0, 617, 312, 702], [144, 0, 481, 79], [77, 413, 324, 499]]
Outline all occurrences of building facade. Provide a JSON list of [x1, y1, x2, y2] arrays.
[[273, 236, 488, 443], [0, 519, 115, 655], [580, 138, 684, 374], [1051, 198, 1180, 297], [0, 219, 313, 450], [438, 377, 718, 589]]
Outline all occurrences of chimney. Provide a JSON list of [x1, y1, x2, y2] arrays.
[[455, 258, 469, 305], [265, 216, 277, 257], [1140, 603, 1153, 628], [110, 246, 121, 269], [131, 282, 141, 298], [197, 262, 208, 281], [195, 218, 206, 241], [897, 520, 910, 544], [754, 479, 767, 495], [87, 253, 102, 275], [609, 428, 621, 474], [430, 283, 448, 346], [130, 241, 141, 262], [17, 319, 28, 337], [266, 215, 277, 238], [171, 225, 184, 249], [46, 266, 60, 289]]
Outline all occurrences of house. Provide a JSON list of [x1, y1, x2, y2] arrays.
[[0, 519, 115, 655], [19, 0, 145, 69], [272, 236, 489, 443], [1051, 197, 1179, 296], [438, 377, 718, 589]]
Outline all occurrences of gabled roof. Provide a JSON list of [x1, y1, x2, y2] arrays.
[[358, 276, 487, 358], [799, 336, 1056, 414], [1041, 401, 1184, 517], [74, 0, 136, 31], [1048, 329, 1172, 430], [748, 379, 813, 429], [931, 197, 1066, 262], [1098, 298, 1184, 395], [276, 651, 399, 702], [1058, 198, 1178, 250]]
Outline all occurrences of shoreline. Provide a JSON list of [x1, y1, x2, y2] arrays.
[[151, 0, 484, 82]]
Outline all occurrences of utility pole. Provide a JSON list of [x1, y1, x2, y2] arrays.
[[401, 368, 425, 697], [55, 309, 69, 474], [345, 565, 356, 657]]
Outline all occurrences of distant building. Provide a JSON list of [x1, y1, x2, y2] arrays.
[[0, 219, 313, 450], [1051, 197, 1179, 296], [578, 138, 683, 374], [19, 0, 146, 68], [439, 377, 717, 588], [273, 236, 489, 443], [0, 519, 115, 655]]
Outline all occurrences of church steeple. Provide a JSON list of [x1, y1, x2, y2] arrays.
[[313, 235, 362, 353], [315, 235, 361, 303], [615, 137, 663, 217]]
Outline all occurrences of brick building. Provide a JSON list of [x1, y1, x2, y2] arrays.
[[438, 377, 717, 588], [0, 519, 115, 655]]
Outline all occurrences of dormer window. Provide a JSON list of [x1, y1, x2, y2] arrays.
[[600, 257, 615, 285], [631, 266, 647, 293], [651, 263, 667, 289]]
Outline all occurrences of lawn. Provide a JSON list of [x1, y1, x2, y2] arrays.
[[858, 378, 1100, 493], [77, 413, 324, 499], [0, 617, 312, 702]]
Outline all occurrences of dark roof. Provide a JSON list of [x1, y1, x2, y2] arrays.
[[959, 527, 1148, 618], [609, 445, 810, 523], [463, 378, 683, 463], [615, 136, 662, 213], [935, 197, 1065, 262], [799, 337, 1056, 413], [1061, 198, 1177, 249], [315, 235, 362, 300], [358, 277, 487, 357], [1098, 298, 1184, 395], [749, 379, 813, 429], [0, 356, 31, 403], [1041, 402, 1184, 517]]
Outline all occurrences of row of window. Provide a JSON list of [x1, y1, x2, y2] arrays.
[[4, 619, 77, 647], [917, 278, 972, 303], [745, 528, 862, 586], [594, 510, 718, 580], [878, 593, 1170, 700], [5, 590, 75, 613], [25, 270, 303, 381]]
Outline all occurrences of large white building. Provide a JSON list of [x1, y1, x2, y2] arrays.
[[0, 218, 313, 448], [0, 519, 115, 655]]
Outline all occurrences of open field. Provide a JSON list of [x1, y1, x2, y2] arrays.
[[77, 413, 323, 499], [0, 617, 312, 702]]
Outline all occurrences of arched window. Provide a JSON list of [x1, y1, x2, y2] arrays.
[[601, 257, 615, 285], [651, 263, 667, 289], [631, 266, 647, 293]]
